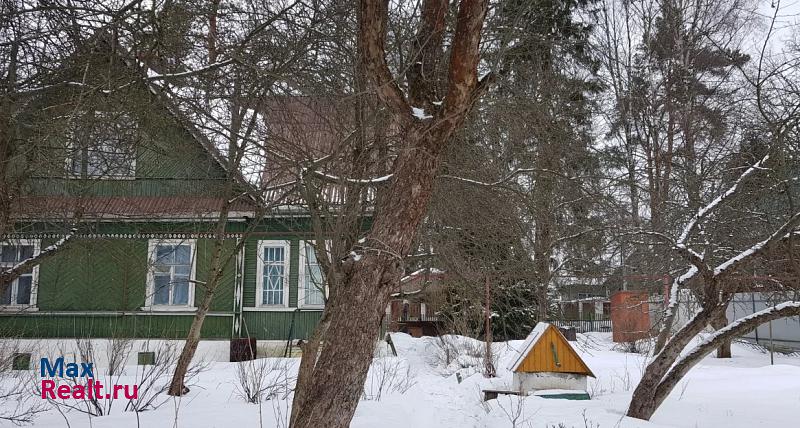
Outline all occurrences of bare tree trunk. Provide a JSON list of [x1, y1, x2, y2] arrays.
[[710, 310, 732, 358], [167, 219, 229, 396], [288, 309, 330, 425], [483, 275, 495, 377], [629, 303, 800, 420], [0, 35, 19, 240], [290, 1, 489, 426], [291, 132, 442, 428], [532, 183, 553, 322], [532, 135, 556, 322], [628, 306, 717, 419], [653, 293, 680, 354], [167, 284, 216, 395]]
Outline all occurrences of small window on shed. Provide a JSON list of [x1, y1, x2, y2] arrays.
[[12, 353, 31, 370], [137, 352, 155, 366]]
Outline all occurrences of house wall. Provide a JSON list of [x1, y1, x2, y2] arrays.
[[239, 231, 325, 341], [22, 87, 230, 200], [1, 225, 328, 342], [6, 63, 330, 346], [0, 313, 233, 339], [241, 310, 322, 342]]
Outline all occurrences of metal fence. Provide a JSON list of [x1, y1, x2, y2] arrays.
[[548, 319, 613, 333]]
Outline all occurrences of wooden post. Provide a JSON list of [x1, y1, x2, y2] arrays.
[[768, 320, 774, 365], [483, 275, 496, 378], [385, 333, 397, 357]]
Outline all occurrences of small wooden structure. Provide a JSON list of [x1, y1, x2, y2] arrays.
[[482, 388, 523, 401], [610, 291, 651, 342], [507, 323, 595, 397], [387, 269, 446, 337]]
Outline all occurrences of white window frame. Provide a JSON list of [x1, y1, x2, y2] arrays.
[[65, 111, 138, 180], [256, 240, 291, 308], [0, 239, 41, 310], [144, 239, 197, 310], [298, 240, 329, 309]]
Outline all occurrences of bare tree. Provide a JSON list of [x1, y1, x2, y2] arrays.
[[628, 40, 800, 418], [289, 1, 492, 427]]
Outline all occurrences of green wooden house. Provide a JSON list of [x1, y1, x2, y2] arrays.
[[0, 36, 325, 361]]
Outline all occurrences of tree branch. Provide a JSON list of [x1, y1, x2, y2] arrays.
[[0, 228, 77, 289], [653, 301, 800, 410], [359, 0, 411, 120], [439, 0, 490, 127], [677, 153, 771, 246], [713, 211, 800, 277]]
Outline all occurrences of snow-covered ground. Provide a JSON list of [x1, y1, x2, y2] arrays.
[[3, 333, 799, 427]]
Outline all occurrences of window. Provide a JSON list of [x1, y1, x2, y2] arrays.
[[299, 241, 327, 308], [0, 240, 39, 307], [137, 352, 155, 366], [146, 240, 195, 308], [12, 353, 31, 370], [68, 112, 137, 178], [256, 241, 290, 307]]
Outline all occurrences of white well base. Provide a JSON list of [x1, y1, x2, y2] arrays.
[[512, 372, 587, 393]]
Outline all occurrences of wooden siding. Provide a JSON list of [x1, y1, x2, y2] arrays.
[[242, 237, 300, 308], [241, 310, 322, 340], [22, 67, 228, 189], [9, 57, 335, 343], [35, 237, 236, 312], [0, 313, 232, 339], [4, 218, 331, 340], [195, 239, 237, 312], [516, 326, 593, 376], [37, 239, 148, 311]]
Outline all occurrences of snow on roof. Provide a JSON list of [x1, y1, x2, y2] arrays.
[[507, 322, 551, 372], [401, 268, 445, 283], [411, 107, 433, 120]]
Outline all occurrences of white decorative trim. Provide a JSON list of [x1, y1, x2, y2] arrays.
[[139, 306, 197, 312], [232, 238, 245, 337], [3, 232, 246, 240], [298, 240, 328, 309], [145, 238, 197, 308], [255, 240, 291, 308], [242, 307, 322, 312], [12, 212, 254, 221], [0, 239, 41, 309], [0, 306, 39, 313]]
